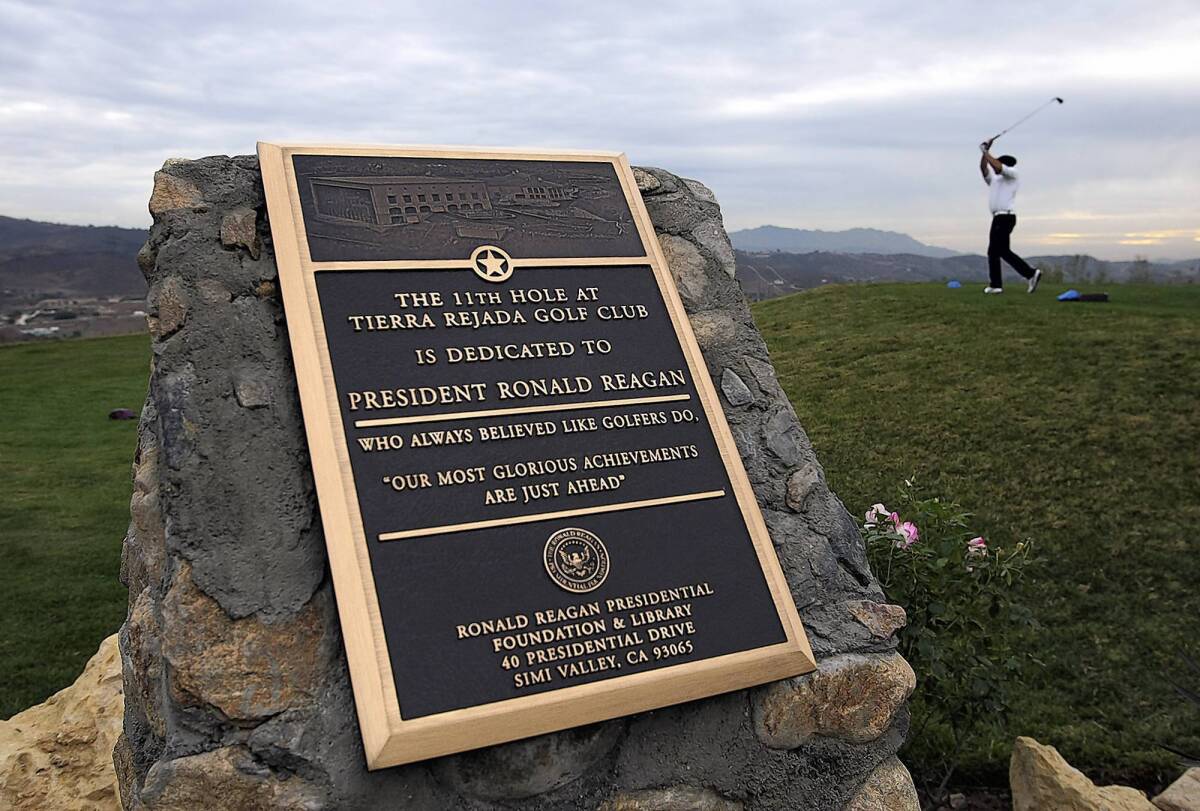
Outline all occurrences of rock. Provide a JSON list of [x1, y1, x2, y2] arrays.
[[123, 588, 166, 738], [842, 756, 920, 811], [682, 178, 719, 204], [1010, 736, 1157, 811], [687, 310, 738, 349], [743, 356, 784, 400], [146, 276, 188, 340], [1155, 768, 1200, 811], [195, 277, 231, 305], [632, 167, 661, 193], [232, 366, 272, 409], [137, 240, 159, 274], [125, 430, 167, 593], [754, 652, 915, 748], [599, 785, 742, 810], [846, 600, 908, 639], [765, 408, 804, 466], [691, 221, 737, 278], [785, 463, 822, 511], [220, 207, 261, 259], [117, 156, 916, 809], [111, 733, 138, 810], [148, 170, 203, 215], [0, 635, 123, 810], [139, 745, 323, 810], [658, 233, 709, 308], [160, 564, 325, 721], [721, 368, 754, 407], [431, 721, 622, 800]]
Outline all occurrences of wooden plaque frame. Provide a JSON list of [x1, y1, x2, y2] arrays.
[[258, 142, 815, 769]]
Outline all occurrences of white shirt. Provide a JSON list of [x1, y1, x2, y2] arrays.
[[986, 165, 1019, 214]]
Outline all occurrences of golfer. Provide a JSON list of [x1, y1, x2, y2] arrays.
[[979, 141, 1042, 294]]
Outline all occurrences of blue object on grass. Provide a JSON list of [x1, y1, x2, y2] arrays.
[[947, 280, 961, 288], [1057, 289, 1081, 301]]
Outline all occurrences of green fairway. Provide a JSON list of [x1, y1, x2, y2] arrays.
[[1, 286, 1197, 793], [0, 334, 148, 719], [754, 283, 1200, 789]]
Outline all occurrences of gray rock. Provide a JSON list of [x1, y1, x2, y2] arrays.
[[232, 366, 271, 409], [632, 167, 661, 193], [785, 463, 822, 511], [117, 157, 913, 810], [721, 368, 755, 407], [765, 408, 805, 466], [743, 355, 785, 400], [691, 220, 738, 278], [658, 232, 710, 310], [682, 177, 719, 204], [432, 721, 624, 801]]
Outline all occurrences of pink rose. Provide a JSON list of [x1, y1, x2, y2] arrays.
[[895, 521, 920, 549], [888, 512, 901, 529], [967, 537, 987, 556], [864, 503, 889, 527]]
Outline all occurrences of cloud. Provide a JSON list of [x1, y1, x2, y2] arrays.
[[0, 0, 1197, 259]]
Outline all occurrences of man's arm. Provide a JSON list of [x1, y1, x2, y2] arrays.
[[980, 140, 1004, 174], [979, 150, 991, 183]]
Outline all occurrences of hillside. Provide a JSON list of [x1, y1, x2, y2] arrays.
[[737, 249, 1200, 299], [0, 215, 146, 307], [730, 225, 959, 257], [754, 283, 1200, 789]]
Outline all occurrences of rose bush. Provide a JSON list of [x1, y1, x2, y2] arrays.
[[861, 478, 1037, 798]]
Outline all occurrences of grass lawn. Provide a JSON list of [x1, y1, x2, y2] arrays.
[[0, 333, 149, 719], [754, 283, 1200, 789], [1, 285, 1197, 793]]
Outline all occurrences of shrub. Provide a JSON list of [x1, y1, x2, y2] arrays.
[[861, 479, 1037, 796]]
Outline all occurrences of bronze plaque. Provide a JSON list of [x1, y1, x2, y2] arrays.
[[258, 143, 815, 768]]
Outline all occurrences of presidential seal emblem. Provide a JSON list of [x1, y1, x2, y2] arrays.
[[543, 527, 609, 593]]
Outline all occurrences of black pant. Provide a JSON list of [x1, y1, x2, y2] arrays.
[[988, 213, 1035, 287]]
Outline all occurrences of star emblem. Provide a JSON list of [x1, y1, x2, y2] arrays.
[[478, 250, 507, 278], [470, 245, 514, 283]]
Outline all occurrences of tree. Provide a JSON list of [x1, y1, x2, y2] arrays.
[[1128, 255, 1154, 284]]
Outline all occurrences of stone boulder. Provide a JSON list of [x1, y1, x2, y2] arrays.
[[0, 634, 122, 810], [842, 756, 920, 811], [115, 156, 916, 809], [598, 785, 743, 810], [1010, 736, 1157, 811], [1155, 767, 1200, 811], [753, 652, 915, 748]]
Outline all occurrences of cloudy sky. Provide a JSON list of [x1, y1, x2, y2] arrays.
[[2, 1, 1197, 259]]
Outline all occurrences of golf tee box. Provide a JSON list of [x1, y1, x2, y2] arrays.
[[257, 142, 816, 769]]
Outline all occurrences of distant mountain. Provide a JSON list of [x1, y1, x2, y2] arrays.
[[736, 249, 1200, 300], [0, 215, 146, 307], [730, 225, 960, 258]]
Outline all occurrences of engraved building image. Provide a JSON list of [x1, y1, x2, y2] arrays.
[[310, 176, 493, 225], [310, 173, 579, 227]]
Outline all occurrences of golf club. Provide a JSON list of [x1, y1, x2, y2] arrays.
[[986, 96, 1064, 145]]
